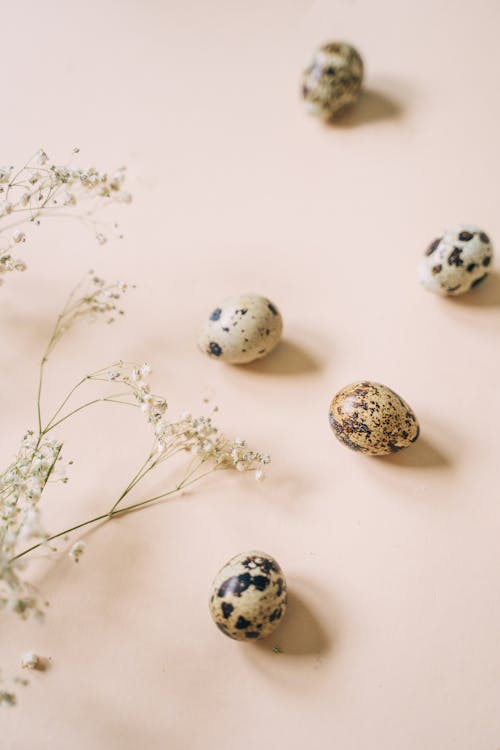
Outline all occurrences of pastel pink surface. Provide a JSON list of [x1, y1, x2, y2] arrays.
[[1, 1, 500, 748]]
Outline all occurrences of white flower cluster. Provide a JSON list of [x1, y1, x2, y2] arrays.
[[101, 362, 271, 479], [0, 148, 131, 285], [103, 361, 168, 423], [66, 274, 129, 324], [157, 415, 272, 479], [46, 275, 131, 356], [0, 690, 16, 706], [20, 651, 42, 670], [0, 432, 65, 618], [68, 541, 85, 563], [0, 279, 271, 704]]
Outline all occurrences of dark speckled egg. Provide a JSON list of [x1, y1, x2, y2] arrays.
[[419, 224, 494, 296], [198, 294, 283, 364], [329, 381, 420, 456], [209, 551, 287, 641], [302, 42, 364, 119]]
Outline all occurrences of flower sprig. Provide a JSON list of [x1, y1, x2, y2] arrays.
[[0, 148, 131, 284], [0, 275, 270, 664]]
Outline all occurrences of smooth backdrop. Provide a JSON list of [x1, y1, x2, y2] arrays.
[[1, 1, 499, 748]]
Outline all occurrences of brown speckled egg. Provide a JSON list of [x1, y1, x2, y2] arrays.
[[209, 551, 287, 641], [329, 381, 420, 455], [419, 224, 494, 296], [302, 42, 364, 119], [198, 294, 283, 364]]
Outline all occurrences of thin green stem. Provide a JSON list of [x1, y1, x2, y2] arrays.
[[107, 450, 156, 515], [107, 440, 191, 516], [43, 376, 88, 432], [42, 360, 137, 433], [9, 467, 216, 565], [36, 357, 47, 435], [43, 393, 135, 433]]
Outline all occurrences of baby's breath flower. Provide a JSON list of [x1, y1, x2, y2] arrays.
[[0, 201, 13, 216], [0, 149, 131, 284], [20, 651, 41, 670], [42, 274, 131, 356], [0, 279, 270, 705], [35, 149, 48, 166], [62, 192, 76, 206], [0, 168, 12, 184], [68, 541, 85, 563], [0, 690, 16, 706]]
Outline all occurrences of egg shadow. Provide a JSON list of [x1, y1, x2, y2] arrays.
[[245, 339, 322, 376], [254, 588, 332, 658], [329, 87, 403, 128], [379, 434, 450, 469], [447, 270, 500, 308]]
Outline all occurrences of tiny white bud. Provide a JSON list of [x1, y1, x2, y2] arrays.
[[69, 540, 86, 563], [35, 149, 48, 165], [21, 651, 41, 670], [63, 192, 76, 206]]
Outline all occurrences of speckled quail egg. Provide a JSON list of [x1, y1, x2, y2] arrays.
[[198, 294, 283, 364], [302, 42, 364, 119], [419, 225, 493, 296], [329, 381, 420, 456], [209, 551, 287, 641]]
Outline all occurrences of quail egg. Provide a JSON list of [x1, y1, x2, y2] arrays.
[[419, 225, 493, 296], [302, 42, 364, 119], [209, 551, 287, 641], [198, 294, 283, 364], [329, 381, 420, 455]]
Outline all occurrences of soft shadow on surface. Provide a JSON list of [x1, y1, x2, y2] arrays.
[[331, 88, 403, 128], [253, 589, 332, 658], [246, 339, 322, 376], [245, 586, 332, 661], [379, 435, 450, 469], [448, 270, 500, 308]]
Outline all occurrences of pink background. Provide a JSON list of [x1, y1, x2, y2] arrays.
[[2, 0, 500, 747]]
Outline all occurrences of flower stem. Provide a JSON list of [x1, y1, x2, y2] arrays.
[[43, 375, 89, 432], [43, 394, 136, 433], [36, 357, 47, 435], [107, 450, 155, 515], [8, 467, 216, 565]]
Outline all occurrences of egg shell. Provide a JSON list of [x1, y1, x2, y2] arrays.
[[209, 551, 287, 641], [302, 42, 363, 120], [198, 294, 283, 364], [329, 381, 420, 456], [419, 225, 493, 296]]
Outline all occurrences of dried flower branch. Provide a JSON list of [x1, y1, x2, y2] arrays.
[[0, 275, 270, 701], [0, 148, 131, 284]]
